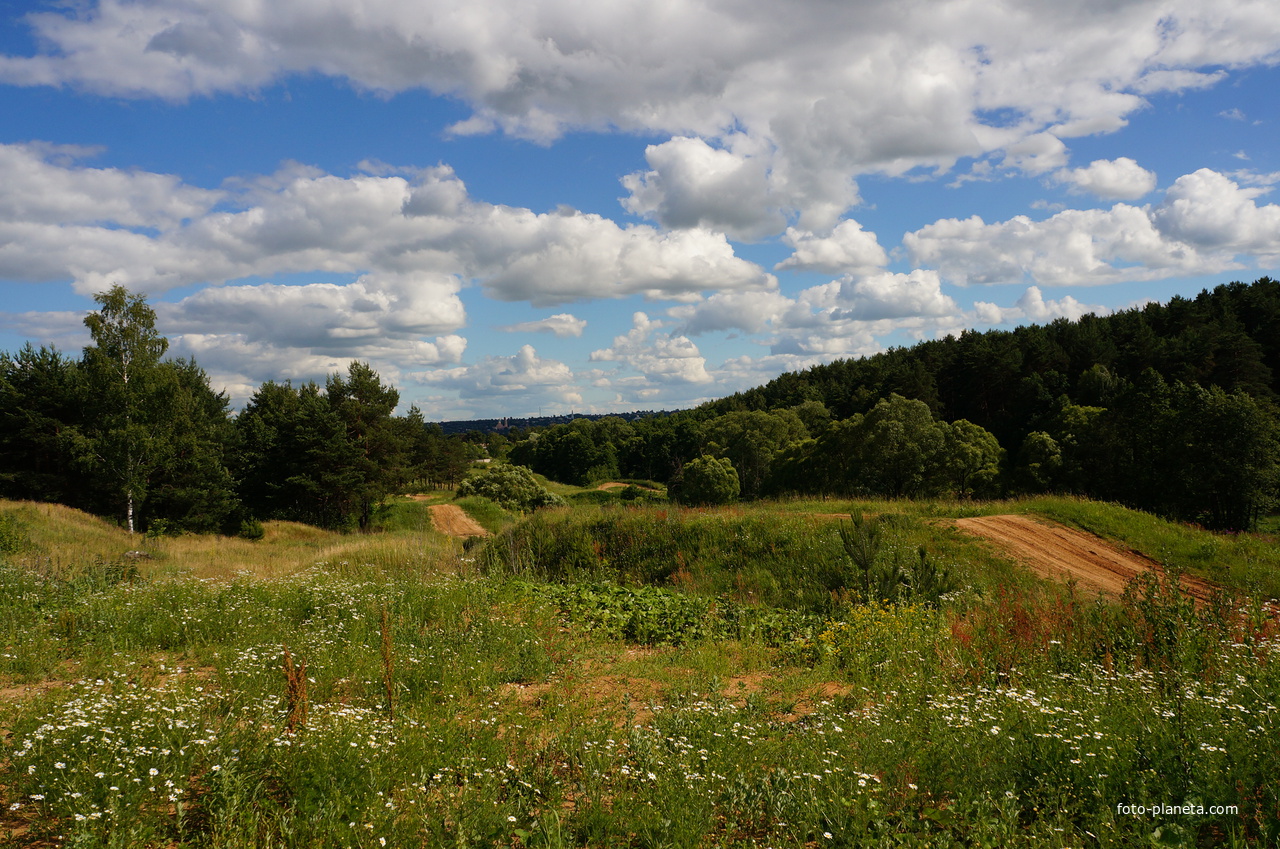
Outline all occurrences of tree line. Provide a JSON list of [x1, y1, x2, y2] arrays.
[[4, 279, 1278, 534], [508, 278, 1280, 530], [0, 286, 477, 534]]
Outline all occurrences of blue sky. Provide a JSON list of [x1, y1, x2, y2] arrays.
[[1, 1, 1278, 419]]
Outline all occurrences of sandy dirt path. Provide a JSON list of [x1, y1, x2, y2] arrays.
[[428, 504, 489, 538], [954, 514, 1218, 603], [594, 481, 662, 492]]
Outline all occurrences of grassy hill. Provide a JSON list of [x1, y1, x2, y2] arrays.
[[1, 494, 1277, 847]]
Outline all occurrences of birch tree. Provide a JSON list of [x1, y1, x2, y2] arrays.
[[81, 285, 169, 533]]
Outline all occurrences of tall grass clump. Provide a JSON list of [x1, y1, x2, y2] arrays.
[[476, 506, 861, 613]]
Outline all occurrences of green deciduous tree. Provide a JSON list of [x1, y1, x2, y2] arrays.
[[80, 285, 173, 533], [940, 419, 1004, 499], [703, 409, 807, 499], [854, 394, 947, 498], [672, 455, 740, 506]]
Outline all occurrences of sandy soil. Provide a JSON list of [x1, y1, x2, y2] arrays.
[[954, 514, 1219, 603], [428, 504, 489, 538], [594, 481, 662, 492]]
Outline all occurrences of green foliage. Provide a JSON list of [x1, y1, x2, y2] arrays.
[[455, 463, 564, 513], [476, 507, 853, 613], [236, 362, 409, 530], [1, 498, 1278, 848], [79, 285, 171, 534], [0, 510, 31, 556], [1017, 430, 1063, 491], [672, 455, 740, 506], [508, 417, 628, 485], [526, 581, 821, 647], [838, 515, 957, 607], [453, 495, 517, 534], [237, 517, 266, 541], [940, 419, 1004, 498], [0, 344, 84, 506], [533, 582, 718, 645], [703, 409, 807, 498], [399, 408, 473, 490]]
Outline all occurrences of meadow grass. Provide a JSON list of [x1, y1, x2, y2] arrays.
[[1, 497, 1277, 847], [453, 496, 518, 534]]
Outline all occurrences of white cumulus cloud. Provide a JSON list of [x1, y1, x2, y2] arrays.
[[5, 0, 1279, 233], [589, 312, 712, 384], [904, 168, 1280, 287], [775, 221, 890, 275], [499, 313, 588, 337], [1055, 157, 1157, 200]]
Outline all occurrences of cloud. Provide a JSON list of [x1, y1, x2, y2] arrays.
[[1151, 168, 1280, 257], [1055, 157, 1157, 200], [589, 312, 712, 384], [499, 313, 587, 337], [668, 290, 796, 336], [1001, 133, 1070, 176], [6, 1, 1279, 231], [830, 270, 959, 321], [775, 221, 890, 275], [420, 344, 581, 407], [160, 272, 467, 348], [667, 269, 962, 367], [0, 144, 774, 304], [973, 286, 1107, 326], [0, 142, 220, 227], [905, 168, 1280, 287], [621, 135, 862, 239]]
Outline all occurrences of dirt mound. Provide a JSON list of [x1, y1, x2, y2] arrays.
[[955, 514, 1218, 603], [429, 504, 489, 538]]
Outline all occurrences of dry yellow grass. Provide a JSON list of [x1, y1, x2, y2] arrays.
[[1, 499, 461, 581]]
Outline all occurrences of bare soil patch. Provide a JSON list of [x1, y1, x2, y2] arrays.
[[428, 504, 489, 538], [594, 482, 661, 492], [955, 514, 1218, 603]]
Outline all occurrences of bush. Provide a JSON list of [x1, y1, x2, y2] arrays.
[[238, 517, 266, 540], [456, 464, 565, 513], [672, 456, 739, 506]]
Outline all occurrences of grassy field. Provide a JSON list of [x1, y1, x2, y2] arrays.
[[0, 494, 1277, 847]]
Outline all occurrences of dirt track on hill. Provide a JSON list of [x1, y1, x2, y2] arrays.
[[429, 504, 489, 538], [954, 514, 1218, 603]]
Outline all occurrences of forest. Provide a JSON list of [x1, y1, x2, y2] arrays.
[[510, 277, 1280, 530], [2, 278, 1279, 533], [0, 286, 478, 535]]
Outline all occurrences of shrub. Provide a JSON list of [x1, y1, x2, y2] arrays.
[[456, 464, 564, 513], [673, 456, 739, 506]]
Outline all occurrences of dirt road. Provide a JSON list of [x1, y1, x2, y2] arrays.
[[955, 514, 1218, 602], [595, 482, 662, 492], [429, 504, 489, 538]]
